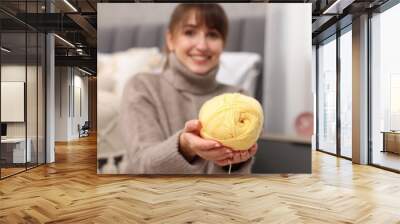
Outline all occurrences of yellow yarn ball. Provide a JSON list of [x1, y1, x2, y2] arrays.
[[199, 93, 264, 151]]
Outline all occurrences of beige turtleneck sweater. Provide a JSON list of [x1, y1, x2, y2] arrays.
[[119, 53, 254, 174]]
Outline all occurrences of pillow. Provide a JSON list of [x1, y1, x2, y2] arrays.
[[217, 52, 261, 97], [98, 47, 165, 97], [97, 47, 165, 170]]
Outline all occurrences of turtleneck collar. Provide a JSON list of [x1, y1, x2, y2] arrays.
[[162, 53, 219, 94]]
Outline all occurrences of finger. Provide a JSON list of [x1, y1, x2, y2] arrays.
[[185, 133, 221, 150], [249, 144, 258, 156], [239, 151, 249, 162], [232, 152, 241, 163], [215, 158, 231, 166], [184, 120, 201, 133], [195, 138, 222, 151], [202, 147, 232, 161]]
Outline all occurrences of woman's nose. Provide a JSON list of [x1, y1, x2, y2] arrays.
[[195, 35, 208, 51]]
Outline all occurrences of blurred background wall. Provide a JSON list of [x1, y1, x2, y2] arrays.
[[98, 3, 267, 28]]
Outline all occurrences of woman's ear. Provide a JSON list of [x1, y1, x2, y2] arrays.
[[166, 31, 174, 52]]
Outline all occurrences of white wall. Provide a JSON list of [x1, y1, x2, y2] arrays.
[[1, 65, 26, 81], [72, 74, 89, 138], [74, 74, 89, 122], [55, 67, 89, 141], [1, 65, 35, 138], [2, 64, 47, 163], [55, 67, 69, 141], [98, 3, 267, 29], [1, 66, 26, 138], [1, 82, 24, 122]]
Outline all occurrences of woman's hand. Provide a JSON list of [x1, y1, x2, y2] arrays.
[[179, 120, 233, 163], [214, 144, 258, 167]]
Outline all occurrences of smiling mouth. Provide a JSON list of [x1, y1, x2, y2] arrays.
[[190, 55, 211, 63]]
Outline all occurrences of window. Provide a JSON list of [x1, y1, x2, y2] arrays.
[[0, 1, 47, 179], [371, 2, 400, 171], [340, 28, 352, 158], [317, 36, 337, 154]]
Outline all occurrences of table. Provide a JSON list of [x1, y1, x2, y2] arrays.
[[1, 138, 31, 164], [381, 131, 400, 154]]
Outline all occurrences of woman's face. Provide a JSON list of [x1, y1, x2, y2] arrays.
[[167, 12, 224, 75]]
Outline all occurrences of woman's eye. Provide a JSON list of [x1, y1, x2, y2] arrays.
[[184, 30, 195, 36], [207, 31, 220, 39]]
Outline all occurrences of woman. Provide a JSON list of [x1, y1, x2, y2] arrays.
[[120, 3, 258, 174]]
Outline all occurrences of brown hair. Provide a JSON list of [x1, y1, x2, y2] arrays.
[[165, 3, 229, 52]]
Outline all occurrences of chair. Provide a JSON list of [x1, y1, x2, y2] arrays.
[[79, 121, 90, 138]]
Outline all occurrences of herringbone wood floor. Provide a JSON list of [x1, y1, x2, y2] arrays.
[[1, 134, 400, 223]]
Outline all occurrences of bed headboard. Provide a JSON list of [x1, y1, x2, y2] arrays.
[[98, 17, 265, 57]]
